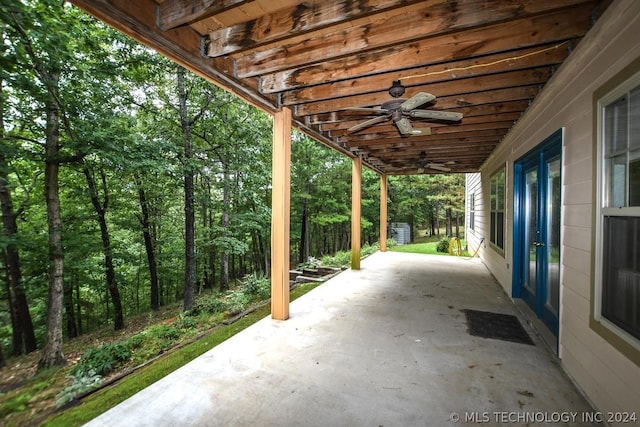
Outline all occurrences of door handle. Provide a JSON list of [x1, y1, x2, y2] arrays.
[[533, 241, 545, 247]]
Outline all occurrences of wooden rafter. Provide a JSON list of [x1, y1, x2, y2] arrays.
[[70, 0, 610, 175]]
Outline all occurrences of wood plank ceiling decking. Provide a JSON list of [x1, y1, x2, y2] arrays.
[[70, 0, 612, 175]]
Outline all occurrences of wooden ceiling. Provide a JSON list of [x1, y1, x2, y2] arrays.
[[70, 0, 611, 175]]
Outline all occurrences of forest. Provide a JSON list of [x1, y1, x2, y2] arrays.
[[0, 1, 465, 370]]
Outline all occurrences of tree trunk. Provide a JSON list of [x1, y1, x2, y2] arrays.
[[135, 175, 160, 310], [177, 66, 195, 310], [40, 71, 66, 369], [446, 207, 452, 237], [430, 206, 436, 236], [298, 182, 310, 265], [63, 274, 77, 338], [219, 163, 230, 292], [75, 279, 82, 335], [83, 164, 124, 329], [0, 81, 37, 355]]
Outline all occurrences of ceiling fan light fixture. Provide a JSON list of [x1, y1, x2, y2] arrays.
[[388, 80, 405, 98]]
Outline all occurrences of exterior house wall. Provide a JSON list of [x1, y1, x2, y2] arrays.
[[466, 0, 640, 421]]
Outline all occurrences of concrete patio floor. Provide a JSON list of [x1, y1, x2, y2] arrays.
[[85, 251, 596, 427]]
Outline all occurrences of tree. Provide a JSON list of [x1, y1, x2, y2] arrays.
[[0, 78, 37, 355], [177, 65, 198, 310], [135, 174, 160, 310], [82, 161, 124, 329]]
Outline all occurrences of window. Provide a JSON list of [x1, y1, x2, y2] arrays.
[[595, 66, 640, 351], [469, 192, 475, 231], [490, 169, 505, 251]]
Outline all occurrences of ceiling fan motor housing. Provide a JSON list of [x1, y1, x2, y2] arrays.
[[389, 80, 405, 98]]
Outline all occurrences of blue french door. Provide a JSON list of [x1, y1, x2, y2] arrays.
[[514, 130, 562, 336]]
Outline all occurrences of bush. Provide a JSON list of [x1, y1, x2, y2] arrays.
[[226, 291, 251, 315], [321, 250, 351, 267], [73, 342, 131, 377], [56, 370, 103, 408], [241, 273, 270, 299], [187, 294, 227, 316], [436, 237, 450, 253]]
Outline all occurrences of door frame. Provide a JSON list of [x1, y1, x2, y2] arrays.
[[513, 128, 563, 336]]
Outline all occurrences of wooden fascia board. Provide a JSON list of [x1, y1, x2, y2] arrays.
[[157, 0, 253, 31], [68, 0, 279, 115], [292, 121, 384, 174]]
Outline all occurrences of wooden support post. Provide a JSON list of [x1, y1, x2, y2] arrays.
[[380, 174, 388, 252], [351, 156, 362, 270], [271, 108, 291, 320]]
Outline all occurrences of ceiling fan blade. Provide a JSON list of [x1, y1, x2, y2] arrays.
[[343, 107, 388, 114], [400, 92, 436, 111], [410, 110, 463, 121], [347, 115, 388, 132], [427, 163, 451, 172], [395, 117, 414, 135], [411, 127, 431, 136]]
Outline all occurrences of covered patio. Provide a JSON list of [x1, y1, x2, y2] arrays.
[[85, 252, 595, 426]]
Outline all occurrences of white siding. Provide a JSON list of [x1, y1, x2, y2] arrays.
[[467, 0, 640, 421], [464, 172, 483, 254]]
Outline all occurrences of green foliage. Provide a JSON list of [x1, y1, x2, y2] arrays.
[[225, 291, 251, 315], [187, 294, 228, 316], [143, 324, 182, 352], [436, 237, 450, 253], [0, 393, 32, 417], [175, 313, 197, 330], [56, 370, 103, 408], [321, 250, 352, 267], [241, 273, 270, 300], [73, 342, 131, 377], [298, 256, 321, 270], [45, 282, 323, 427]]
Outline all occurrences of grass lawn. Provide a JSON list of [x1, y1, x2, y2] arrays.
[[389, 234, 468, 256], [389, 241, 442, 254]]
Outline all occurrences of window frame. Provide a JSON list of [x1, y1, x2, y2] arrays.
[[468, 192, 476, 231], [489, 167, 506, 255], [592, 57, 640, 364]]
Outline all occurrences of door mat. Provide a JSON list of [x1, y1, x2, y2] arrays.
[[463, 309, 534, 345]]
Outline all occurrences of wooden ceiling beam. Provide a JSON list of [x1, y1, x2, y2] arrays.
[[275, 43, 568, 103], [287, 67, 551, 112], [344, 128, 507, 147], [245, 0, 587, 83], [324, 112, 522, 135], [371, 150, 498, 164], [157, 0, 252, 30], [260, 5, 592, 92], [364, 136, 501, 153], [204, 0, 424, 58], [296, 83, 539, 116], [308, 100, 531, 125], [68, 0, 279, 113]]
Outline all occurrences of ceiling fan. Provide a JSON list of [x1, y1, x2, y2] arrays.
[[344, 81, 463, 136], [417, 151, 454, 173]]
